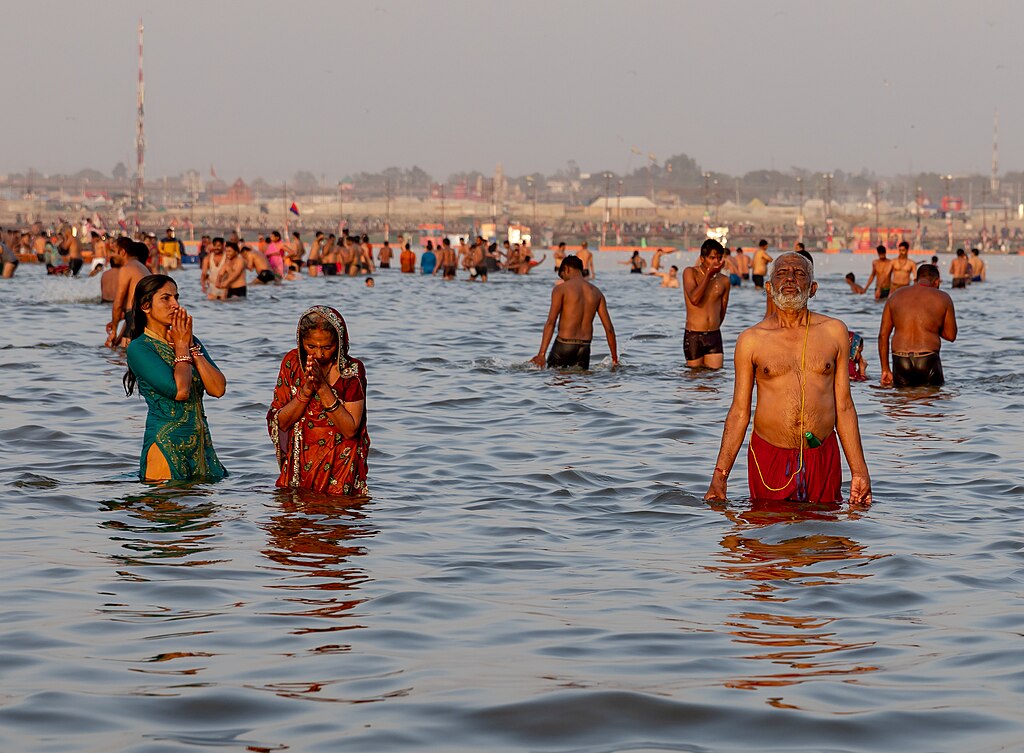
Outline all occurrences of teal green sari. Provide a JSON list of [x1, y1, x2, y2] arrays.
[[125, 334, 227, 482]]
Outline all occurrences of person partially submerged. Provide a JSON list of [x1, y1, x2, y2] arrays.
[[531, 255, 618, 370], [705, 252, 871, 506], [267, 306, 370, 496], [878, 263, 957, 387]]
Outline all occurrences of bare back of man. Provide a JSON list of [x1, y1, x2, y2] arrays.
[[531, 257, 617, 370], [878, 265, 957, 387], [107, 257, 149, 347]]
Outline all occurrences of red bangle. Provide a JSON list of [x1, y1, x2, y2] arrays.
[[714, 467, 729, 478]]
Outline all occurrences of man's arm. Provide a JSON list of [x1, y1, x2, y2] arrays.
[[832, 322, 872, 506], [530, 288, 563, 367], [596, 294, 618, 365], [863, 264, 877, 294], [941, 296, 958, 342], [107, 272, 131, 345], [704, 330, 755, 500], [719, 278, 731, 321], [877, 300, 894, 386]]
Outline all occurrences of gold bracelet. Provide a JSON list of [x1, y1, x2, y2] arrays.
[[173, 354, 193, 365], [323, 398, 340, 412]]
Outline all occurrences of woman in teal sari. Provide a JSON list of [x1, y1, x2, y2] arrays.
[[123, 274, 227, 482]]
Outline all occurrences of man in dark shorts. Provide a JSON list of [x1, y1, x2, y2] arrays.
[[751, 239, 772, 288], [683, 238, 731, 369], [949, 248, 970, 288], [217, 242, 248, 298], [530, 256, 618, 370], [863, 245, 894, 299], [878, 264, 957, 387], [468, 242, 488, 282]]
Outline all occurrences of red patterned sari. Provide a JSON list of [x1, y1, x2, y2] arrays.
[[267, 306, 370, 496]]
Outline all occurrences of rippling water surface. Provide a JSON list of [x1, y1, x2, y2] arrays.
[[1, 253, 1022, 752]]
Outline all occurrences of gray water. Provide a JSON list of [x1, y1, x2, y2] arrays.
[[1, 252, 1022, 752]]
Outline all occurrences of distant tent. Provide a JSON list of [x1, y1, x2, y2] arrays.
[[746, 198, 766, 210]]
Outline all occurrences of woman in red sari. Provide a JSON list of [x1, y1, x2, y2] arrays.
[[267, 306, 369, 496]]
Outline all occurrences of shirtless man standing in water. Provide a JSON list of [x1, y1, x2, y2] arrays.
[[683, 239, 731, 369], [647, 247, 668, 275], [705, 252, 871, 506], [751, 240, 772, 288], [60, 225, 84, 276], [890, 241, 916, 291], [531, 256, 618, 370], [577, 241, 595, 278], [107, 240, 151, 347], [878, 264, 957, 387], [863, 245, 895, 299], [433, 238, 458, 280]]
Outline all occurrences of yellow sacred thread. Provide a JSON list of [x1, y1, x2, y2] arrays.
[[750, 313, 811, 491]]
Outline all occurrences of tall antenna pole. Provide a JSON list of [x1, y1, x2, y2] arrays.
[[991, 109, 999, 193], [135, 19, 146, 216]]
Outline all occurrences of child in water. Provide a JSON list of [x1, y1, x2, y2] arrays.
[[848, 331, 868, 382]]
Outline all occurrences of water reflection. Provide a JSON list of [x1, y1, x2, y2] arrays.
[[260, 490, 375, 639], [707, 499, 881, 692], [100, 487, 223, 568]]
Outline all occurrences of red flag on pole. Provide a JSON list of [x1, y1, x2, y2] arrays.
[[289, 202, 300, 216], [210, 164, 218, 180]]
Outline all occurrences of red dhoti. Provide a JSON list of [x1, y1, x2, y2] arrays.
[[747, 431, 842, 503]]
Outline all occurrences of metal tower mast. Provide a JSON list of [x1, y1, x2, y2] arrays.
[[135, 19, 145, 210], [991, 109, 999, 193]]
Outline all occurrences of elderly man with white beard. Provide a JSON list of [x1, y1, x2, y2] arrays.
[[704, 252, 872, 506]]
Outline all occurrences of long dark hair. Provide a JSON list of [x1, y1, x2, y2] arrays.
[[123, 274, 177, 396]]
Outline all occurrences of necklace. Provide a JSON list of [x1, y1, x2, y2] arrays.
[[144, 327, 170, 344], [750, 312, 812, 491]]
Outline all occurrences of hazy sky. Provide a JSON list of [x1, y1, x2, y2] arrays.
[[3, 0, 1020, 181]]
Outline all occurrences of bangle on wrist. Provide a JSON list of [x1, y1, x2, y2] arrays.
[[189, 344, 202, 357], [174, 354, 193, 365], [323, 398, 340, 413], [714, 466, 729, 479]]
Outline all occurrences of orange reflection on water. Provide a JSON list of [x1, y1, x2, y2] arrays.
[[101, 488, 223, 568], [260, 490, 376, 640], [708, 498, 882, 692]]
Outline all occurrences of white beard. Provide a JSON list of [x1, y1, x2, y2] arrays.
[[770, 285, 810, 311]]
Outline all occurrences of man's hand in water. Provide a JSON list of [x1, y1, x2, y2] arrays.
[[879, 368, 893, 387], [849, 474, 872, 508], [529, 354, 546, 368], [704, 475, 728, 501]]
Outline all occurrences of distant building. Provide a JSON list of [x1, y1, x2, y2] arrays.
[[586, 195, 658, 218], [213, 178, 254, 206]]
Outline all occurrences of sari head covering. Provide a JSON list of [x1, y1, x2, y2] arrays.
[[297, 305, 361, 380], [268, 305, 369, 495]]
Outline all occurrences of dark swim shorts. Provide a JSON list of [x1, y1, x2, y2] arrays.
[[547, 337, 592, 369], [227, 285, 247, 299], [684, 329, 724, 362], [256, 269, 275, 283], [892, 351, 944, 387], [752, 273, 764, 287]]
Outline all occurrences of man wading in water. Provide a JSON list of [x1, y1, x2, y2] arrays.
[[705, 252, 872, 506], [531, 256, 618, 370], [878, 263, 957, 387]]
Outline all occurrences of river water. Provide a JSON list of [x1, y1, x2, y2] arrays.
[[1, 252, 1022, 752]]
